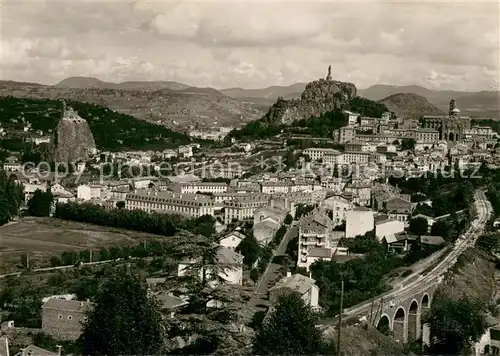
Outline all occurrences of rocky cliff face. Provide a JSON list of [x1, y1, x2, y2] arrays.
[[51, 107, 97, 163], [262, 74, 357, 125]]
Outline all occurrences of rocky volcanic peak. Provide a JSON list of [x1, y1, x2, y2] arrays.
[[263, 67, 357, 125], [51, 105, 97, 163]]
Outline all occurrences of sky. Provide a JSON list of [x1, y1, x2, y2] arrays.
[[1, 0, 499, 91]]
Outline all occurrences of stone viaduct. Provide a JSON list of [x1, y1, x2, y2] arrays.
[[366, 282, 439, 344]]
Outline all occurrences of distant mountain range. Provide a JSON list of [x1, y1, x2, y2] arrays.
[[222, 82, 499, 118], [0, 77, 498, 134], [358, 84, 500, 118], [53, 78, 500, 118]]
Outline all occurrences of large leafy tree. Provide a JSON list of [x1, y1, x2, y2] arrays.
[[0, 171, 23, 224], [427, 295, 487, 355], [81, 270, 165, 356], [162, 232, 253, 355], [409, 217, 429, 236], [253, 292, 333, 355], [237, 234, 261, 267], [28, 189, 53, 217]]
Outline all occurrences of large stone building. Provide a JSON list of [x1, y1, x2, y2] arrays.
[[41, 299, 93, 340], [125, 190, 215, 217], [420, 99, 471, 142]]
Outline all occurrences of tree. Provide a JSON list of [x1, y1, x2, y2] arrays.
[[162, 232, 252, 355], [116, 201, 125, 209], [284, 214, 293, 225], [409, 217, 429, 236], [253, 292, 333, 355], [401, 138, 416, 151], [27, 189, 53, 217], [81, 271, 165, 356], [427, 295, 487, 355], [237, 234, 261, 267]]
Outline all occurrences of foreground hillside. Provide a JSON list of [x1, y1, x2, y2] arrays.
[[0, 96, 198, 151], [379, 93, 444, 119], [0, 80, 263, 131]]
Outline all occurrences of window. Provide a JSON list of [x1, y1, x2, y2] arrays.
[[58, 314, 63, 320], [68, 315, 73, 320], [83, 317, 88, 322]]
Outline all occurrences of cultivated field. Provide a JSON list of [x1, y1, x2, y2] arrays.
[[0, 217, 164, 273]]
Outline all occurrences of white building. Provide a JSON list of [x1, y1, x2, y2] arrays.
[[77, 184, 102, 201], [223, 193, 270, 224], [178, 145, 193, 159], [173, 181, 228, 195], [261, 181, 292, 195], [474, 315, 500, 356], [345, 207, 375, 238], [303, 148, 342, 162], [2, 156, 22, 171], [297, 212, 333, 271], [126, 190, 215, 217], [269, 273, 320, 309], [219, 231, 245, 250], [375, 217, 405, 242], [321, 195, 353, 225]]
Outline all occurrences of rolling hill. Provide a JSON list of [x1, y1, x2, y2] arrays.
[[359, 84, 500, 118], [378, 93, 444, 119], [0, 96, 199, 151], [0, 79, 263, 131]]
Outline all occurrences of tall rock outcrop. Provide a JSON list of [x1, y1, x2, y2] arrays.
[[51, 105, 97, 163], [262, 66, 357, 125]]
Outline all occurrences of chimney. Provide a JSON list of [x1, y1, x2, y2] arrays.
[[286, 271, 292, 278], [80, 301, 84, 307], [56, 345, 62, 356]]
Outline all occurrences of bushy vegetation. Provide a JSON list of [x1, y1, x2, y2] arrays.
[[228, 96, 388, 141], [0, 96, 202, 151], [348, 96, 389, 118], [0, 170, 24, 225], [54, 202, 215, 237], [253, 292, 334, 355], [426, 293, 488, 355], [28, 189, 53, 217]]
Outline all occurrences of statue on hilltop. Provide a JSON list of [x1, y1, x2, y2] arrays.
[[326, 65, 332, 81]]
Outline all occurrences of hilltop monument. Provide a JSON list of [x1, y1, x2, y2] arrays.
[[50, 102, 97, 163]]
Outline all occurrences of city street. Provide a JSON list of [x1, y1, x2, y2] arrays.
[[249, 223, 299, 310]]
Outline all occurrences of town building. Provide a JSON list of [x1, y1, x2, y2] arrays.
[[420, 99, 472, 141], [297, 212, 333, 271], [321, 194, 353, 225], [77, 184, 102, 201], [223, 193, 270, 224], [172, 181, 228, 195], [345, 207, 375, 238], [125, 190, 215, 217], [41, 299, 93, 340], [303, 148, 342, 162], [219, 231, 245, 250], [269, 273, 320, 309], [2, 156, 22, 171]]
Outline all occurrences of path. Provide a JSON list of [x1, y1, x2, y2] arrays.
[[249, 222, 299, 309]]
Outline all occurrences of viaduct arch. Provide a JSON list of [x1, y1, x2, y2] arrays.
[[373, 286, 436, 344]]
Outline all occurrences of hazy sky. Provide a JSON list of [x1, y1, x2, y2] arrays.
[[1, 0, 499, 91]]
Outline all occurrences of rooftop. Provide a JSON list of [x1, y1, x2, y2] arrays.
[[270, 273, 317, 295], [42, 298, 93, 312], [127, 189, 213, 204]]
